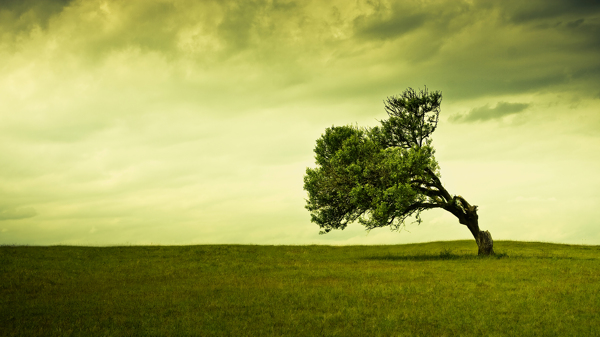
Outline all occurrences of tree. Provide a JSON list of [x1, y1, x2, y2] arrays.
[[303, 87, 494, 255]]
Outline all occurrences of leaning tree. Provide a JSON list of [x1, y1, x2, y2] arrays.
[[303, 87, 494, 255]]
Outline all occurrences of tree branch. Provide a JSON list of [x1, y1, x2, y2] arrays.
[[441, 203, 466, 223], [454, 195, 477, 213], [424, 167, 452, 202], [401, 202, 443, 216], [412, 185, 446, 202]]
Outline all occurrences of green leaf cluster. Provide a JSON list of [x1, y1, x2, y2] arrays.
[[304, 88, 444, 234], [304, 127, 440, 234]]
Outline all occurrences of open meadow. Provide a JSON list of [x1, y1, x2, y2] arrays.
[[1, 240, 599, 336]]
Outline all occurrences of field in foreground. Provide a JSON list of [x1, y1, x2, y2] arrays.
[[1, 241, 599, 336]]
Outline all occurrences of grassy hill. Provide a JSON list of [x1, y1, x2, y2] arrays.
[[1, 240, 599, 336]]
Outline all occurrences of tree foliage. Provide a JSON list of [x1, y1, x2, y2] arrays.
[[376, 87, 441, 149], [304, 87, 468, 235]]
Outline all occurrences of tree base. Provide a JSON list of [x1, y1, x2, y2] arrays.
[[477, 230, 494, 255]]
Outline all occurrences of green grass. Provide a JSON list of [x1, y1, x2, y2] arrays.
[[1, 240, 599, 336]]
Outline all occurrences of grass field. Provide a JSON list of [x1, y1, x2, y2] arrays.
[[1, 240, 599, 336]]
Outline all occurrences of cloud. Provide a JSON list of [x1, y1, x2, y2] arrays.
[[2, 0, 599, 100], [449, 102, 530, 123], [0, 0, 73, 33], [503, 0, 600, 24], [0, 0, 599, 245], [0, 207, 37, 221], [566, 18, 585, 28], [354, 11, 426, 41]]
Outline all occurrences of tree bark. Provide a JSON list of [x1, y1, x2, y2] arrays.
[[476, 230, 494, 256], [458, 206, 495, 256]]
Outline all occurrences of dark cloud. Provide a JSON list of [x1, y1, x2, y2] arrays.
[[344, 0, 600, 100], [213, 0, 311, 60], [501, 0, 600, 24], [65, 0, 307, 63], [499, 0, 600, 54], [0, 0, 72, 15], [449, 102, 530, 123], [0, 207, 37, 221], [1, 0, 599, 102], [352, 1, 467, 41], [352, 0, 473, 42], [82, 1, 180, 59], [354, 11, 426, 40], [566, 18, 585, 28], [216, 0, 291, 53], [0, 0, 73, 32]]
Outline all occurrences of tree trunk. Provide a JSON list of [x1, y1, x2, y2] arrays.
[[462, 209, 494, 256], [476, 230, 494, 255], [433, 182, 495, 255]]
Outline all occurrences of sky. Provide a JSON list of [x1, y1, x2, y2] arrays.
[[1, 0, 599, 246]]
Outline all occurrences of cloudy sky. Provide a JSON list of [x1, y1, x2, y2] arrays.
[[1, 0, 599, 246]]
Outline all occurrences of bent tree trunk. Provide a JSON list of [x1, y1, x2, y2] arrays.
[[448, 198, 494, 255], [463, 214, 494, 256], [422, 169, 495, 255]]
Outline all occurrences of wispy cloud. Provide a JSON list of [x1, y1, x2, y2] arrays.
[[0, 207, 37, 221], [449, 102, 530, 123]]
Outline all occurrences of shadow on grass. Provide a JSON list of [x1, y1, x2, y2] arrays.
[[364, 249, 509, 261]]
